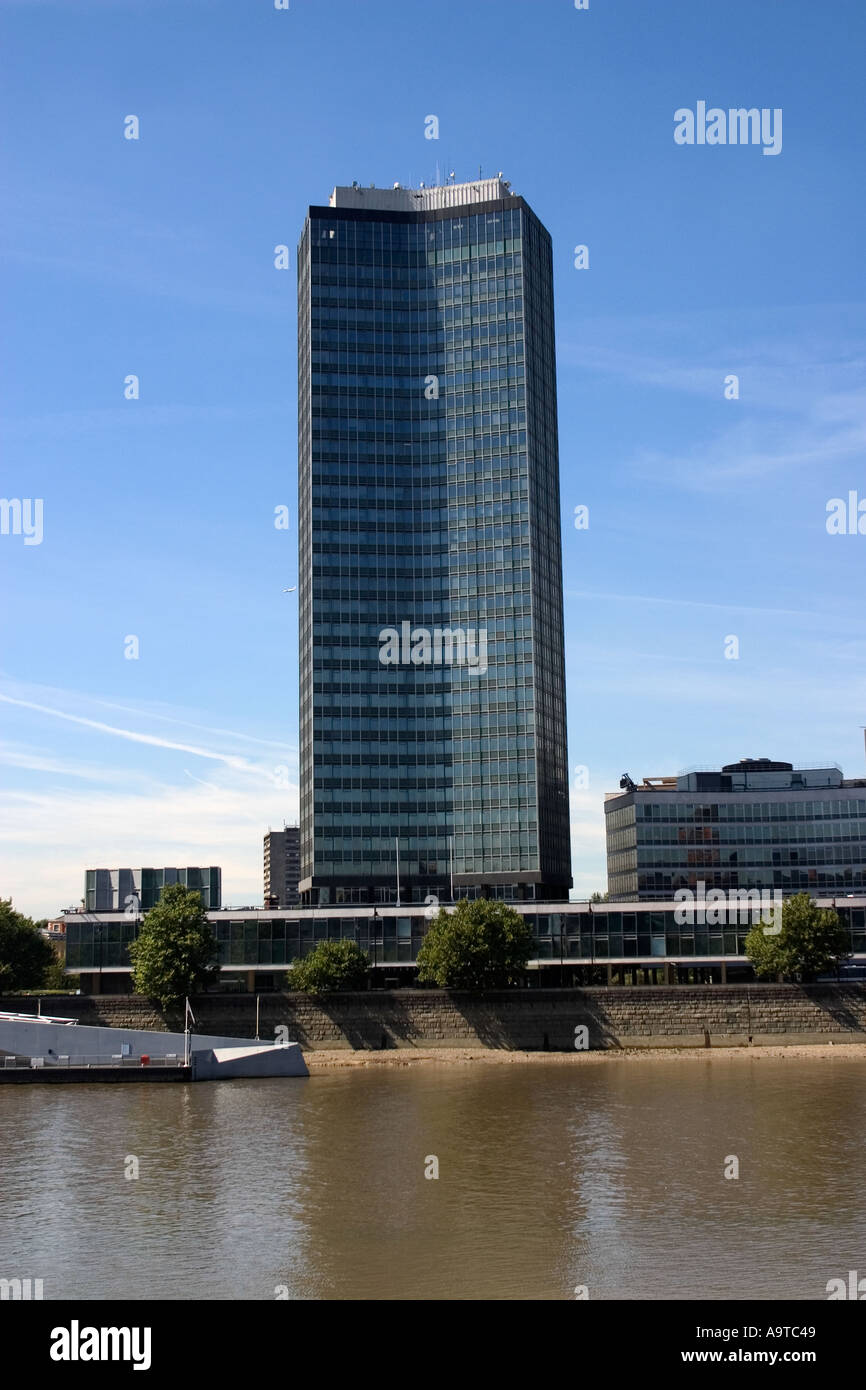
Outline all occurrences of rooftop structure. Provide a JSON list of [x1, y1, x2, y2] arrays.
[[328, 175, 513, 212]]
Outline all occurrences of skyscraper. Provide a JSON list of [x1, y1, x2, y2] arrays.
[[297, 177, 571, 906]]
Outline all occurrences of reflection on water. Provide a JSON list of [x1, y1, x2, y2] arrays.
[[1, 1058, 864, 1300]]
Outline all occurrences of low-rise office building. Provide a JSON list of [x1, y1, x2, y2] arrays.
[[62, 896, 866, 994], [606, 759, 866, 901]]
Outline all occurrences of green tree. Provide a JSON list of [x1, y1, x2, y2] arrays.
[[0, 899, 56, 992], [590, 891, 609, 903], [127, 884, 219, 1007], [745, 892, 851, 982], [286, 939, 369, 993], [43, 957, 78, 992], [416, 898, 534, 990]]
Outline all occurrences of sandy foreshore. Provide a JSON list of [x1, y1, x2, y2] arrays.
[[303, 1042, 866, 1069]]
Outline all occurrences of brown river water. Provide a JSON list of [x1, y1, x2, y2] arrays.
[[1, 1056, 864, 1300]]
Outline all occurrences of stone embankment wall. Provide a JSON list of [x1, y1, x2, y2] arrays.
[[4, 986, 865, 1051]]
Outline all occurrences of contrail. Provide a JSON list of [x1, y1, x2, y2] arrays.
[[183, 769, 214, 787], [0, 694, 257, 771], [86, 695, 295, 752]]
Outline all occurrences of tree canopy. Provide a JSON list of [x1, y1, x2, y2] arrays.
[[745, 892, 850, 982], [415, 898, 534, 989], [127, 883, 219, 1007], [0, 899, 56, 992], [287, 938, 369, 993]]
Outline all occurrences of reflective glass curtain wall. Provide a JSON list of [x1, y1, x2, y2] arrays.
[[298, 191, 571, 905]]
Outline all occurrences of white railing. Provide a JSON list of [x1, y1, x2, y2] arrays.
[[0, 1011, 78, 1025]]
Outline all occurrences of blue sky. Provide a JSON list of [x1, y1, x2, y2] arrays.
[[1, 0, 864, 917]]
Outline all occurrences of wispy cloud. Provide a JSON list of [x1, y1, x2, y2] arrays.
[[0, 683, 300, 916], [558, 308, 866, 491], [629, 409, 866, 490], [2, 245, 289, 320], [564, 589, 826, 620], [569, 785, 607, 880], [0, 743, 135, 784], [0, 694, 261, 772], [0, 403, 291, 442], [0, 774, 299, 917], [564, 651, 866, 715], [85, 696, 296, 754]]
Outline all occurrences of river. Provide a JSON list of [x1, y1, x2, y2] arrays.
[[2, 1056, 863, 1300]]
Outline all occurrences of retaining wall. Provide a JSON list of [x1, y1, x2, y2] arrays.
[[4, 986, 865, 1051]]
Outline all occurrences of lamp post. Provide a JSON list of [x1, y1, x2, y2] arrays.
[[355, 922, 366, 989], [449, 835, 455, 905], [371, 906, 379, 983], [132, 910, 140, 997]]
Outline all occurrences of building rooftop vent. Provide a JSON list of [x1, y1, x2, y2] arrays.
[[721, 758, 794, 773]]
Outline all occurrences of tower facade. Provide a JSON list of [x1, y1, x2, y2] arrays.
[[298, 178, 571, 905]]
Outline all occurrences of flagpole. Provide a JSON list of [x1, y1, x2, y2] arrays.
[[183, 996, 196, 1069]]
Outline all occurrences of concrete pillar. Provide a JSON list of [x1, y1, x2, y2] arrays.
[[721, 962, 727, 985], [246, 970, 256, 993], [606, 963, 613, 986]]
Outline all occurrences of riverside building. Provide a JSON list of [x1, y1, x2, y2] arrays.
[[297, 177, 571, 906], [605, 759, 866, 902], [63, 895, 866, 994]]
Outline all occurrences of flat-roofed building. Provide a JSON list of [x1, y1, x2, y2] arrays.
[[84, 867, 222, 913], [264, 827, 300, 907], [297, 177, 571, 906], [62, 894, 866, 994], [606, 759, 866, 901]]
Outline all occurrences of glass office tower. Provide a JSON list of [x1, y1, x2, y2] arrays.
[[298, 178, 571, 906]]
